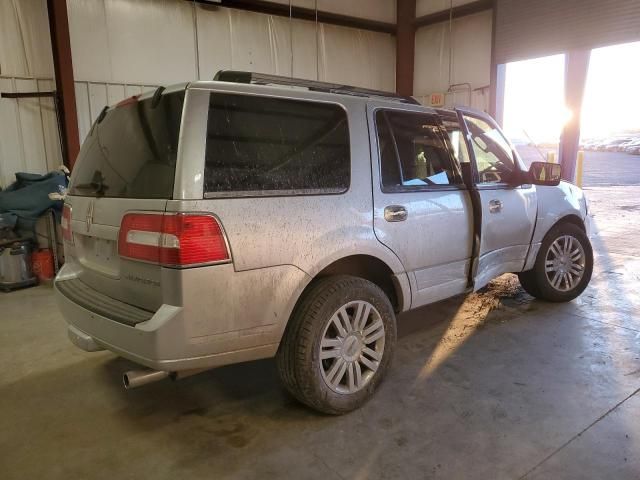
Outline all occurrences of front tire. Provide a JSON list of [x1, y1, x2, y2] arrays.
[[276, 275, 396, 414], [518, 222, 593, 302]]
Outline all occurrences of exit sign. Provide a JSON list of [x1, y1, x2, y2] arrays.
[[429, 93, 445, 107]]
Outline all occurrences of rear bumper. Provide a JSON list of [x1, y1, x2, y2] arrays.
[[54, 268, 278, 371]]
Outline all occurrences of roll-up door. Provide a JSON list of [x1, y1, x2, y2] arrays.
[[494, 0, 640, 64]]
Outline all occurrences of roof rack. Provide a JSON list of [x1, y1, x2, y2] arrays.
[[213, 70, 419, 105]]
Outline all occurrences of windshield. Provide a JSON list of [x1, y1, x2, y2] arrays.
[[69, 90, 185, 198]]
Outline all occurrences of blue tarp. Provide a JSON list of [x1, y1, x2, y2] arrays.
[[0, 171, 67, 232]]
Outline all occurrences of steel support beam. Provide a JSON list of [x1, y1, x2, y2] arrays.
[[396, 0, 416, 96], [414, 0, 493, 28], [47, 0, 80, 170], [491, 63, 505, 125], [559, 49, 591, 182], [193, 0, 396, 35]]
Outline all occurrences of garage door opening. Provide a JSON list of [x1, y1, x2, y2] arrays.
[[502, 54, 568, 168], [580, 41, 640, 187]]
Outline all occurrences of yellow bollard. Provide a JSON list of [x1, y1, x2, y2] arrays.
[[576, 150, 584, 187], [547, 151, 556, 163]]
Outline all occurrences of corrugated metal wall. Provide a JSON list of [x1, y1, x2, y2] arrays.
[[413, 10, 493, 110], [67, 0, 396, 148], [0, 0, 62, 188], [0, 0, 397, 188]]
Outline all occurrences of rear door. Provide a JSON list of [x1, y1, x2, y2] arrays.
[[458, 109, 537, 289], [64, 88, 186, 311], [367, 102, 474, 308]]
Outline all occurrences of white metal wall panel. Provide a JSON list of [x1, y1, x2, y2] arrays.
[[73, 82, 92, 143], [65, 0, 112, 82], [67, 1, 396, 102], [320, 24, 396, 90], [0, 0, 60, 188], [0, 76, 62, 188], [196, 7, 395, 89], [37, 79, 63, 172], [16, 79, 48, 175], [414, 10, 492, 109], [68, 0, 198, 85], [0, 2, 29, 75], [104, 0, 198, 84], [0, 0, 54, 77], [0, 78, 24, 188], [495, 0, 640, 64]]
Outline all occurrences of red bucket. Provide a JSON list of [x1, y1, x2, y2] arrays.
[[32, 249, 55, 281]]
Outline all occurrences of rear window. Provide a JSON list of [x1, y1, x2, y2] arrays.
[[204, 93, 350, 196], [69, 90, 185, 198]]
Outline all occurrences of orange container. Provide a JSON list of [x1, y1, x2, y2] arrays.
[[32, 249, 55, 281]]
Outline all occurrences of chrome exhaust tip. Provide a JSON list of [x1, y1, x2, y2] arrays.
[[123, 369, 170, 389]]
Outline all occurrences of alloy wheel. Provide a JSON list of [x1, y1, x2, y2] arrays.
[[319, 300, 385, 394], [545, 235, 586, 292]]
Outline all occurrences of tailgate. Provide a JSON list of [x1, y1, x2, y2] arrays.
[[65, 196, 168, 311]]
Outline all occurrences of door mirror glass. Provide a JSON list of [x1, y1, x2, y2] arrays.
[[529, 161, 561, 186]]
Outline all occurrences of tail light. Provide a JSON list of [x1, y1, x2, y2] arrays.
[[61, 204, 73, 243], [118, 213, 230, 267]]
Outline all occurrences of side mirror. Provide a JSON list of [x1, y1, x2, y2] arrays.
[[529, 161, 562, 186]]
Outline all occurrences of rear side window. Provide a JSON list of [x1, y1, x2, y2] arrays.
[[70, 91, 184, 198], [204, 93, 350, 196], [376, 110, 462, 191]]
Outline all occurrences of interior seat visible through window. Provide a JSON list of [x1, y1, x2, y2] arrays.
[[375, 110, 463, 191]]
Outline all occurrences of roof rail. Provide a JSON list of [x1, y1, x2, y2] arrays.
[[213, 70, 419, 105]]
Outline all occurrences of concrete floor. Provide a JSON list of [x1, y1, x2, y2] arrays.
[[1, 186, 639, 479]]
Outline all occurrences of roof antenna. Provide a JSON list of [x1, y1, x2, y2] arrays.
[[315, 0, 319, 81], [192, 0, 200, 79], [289, 0, 294, 78], [448, 0, 453, 88]]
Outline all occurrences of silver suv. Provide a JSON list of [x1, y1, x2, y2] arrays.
[[55, 71, 593, 414]]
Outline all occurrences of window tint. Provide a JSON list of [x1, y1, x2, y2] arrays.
[[376, 110, 460, 191], [463, 114, 516, 184], [70, 91, 184, 198], [204, 93, 350, 195]]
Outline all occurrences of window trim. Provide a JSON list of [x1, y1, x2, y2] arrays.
[[203, 91, 352, 198], [373, 107, 466, 194]]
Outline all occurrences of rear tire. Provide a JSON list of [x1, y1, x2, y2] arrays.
[[518, 222, 593, 302], [276, 275, 396, 414]]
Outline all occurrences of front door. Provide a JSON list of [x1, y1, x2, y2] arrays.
[[458, 109, 537, 289], [368, 103, 474, 308]]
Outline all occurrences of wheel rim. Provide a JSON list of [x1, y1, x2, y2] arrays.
[[545, 235, 586, 292], [319, 300, 385, 394]]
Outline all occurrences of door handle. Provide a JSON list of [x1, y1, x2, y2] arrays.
[[488, 199, 502, 213], [384, 205, 408, 222]]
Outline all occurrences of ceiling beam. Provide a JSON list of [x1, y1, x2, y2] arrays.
[[193, 0, 396, 35], [413, 0, 494, 29]]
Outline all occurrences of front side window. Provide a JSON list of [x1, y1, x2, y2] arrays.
[[204, 93, 350, 195], [463, 114, 516, 185], [376, 110, 461, 191]]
